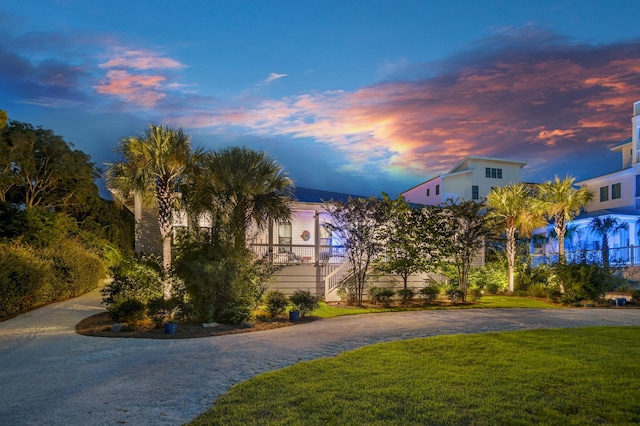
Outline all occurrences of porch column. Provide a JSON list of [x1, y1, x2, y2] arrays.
[[268, 218, 274, 262]]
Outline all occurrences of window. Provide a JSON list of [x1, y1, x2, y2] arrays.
[[435, 184, 440, 196], [600, 186, 609, 202], [612, 183, 622, 199], [278, 222, 292, 252], [472, 185, 479, 200], [636, 175, 640, 197], [426, 188, 430, 197], [486, 167, 502, 179]]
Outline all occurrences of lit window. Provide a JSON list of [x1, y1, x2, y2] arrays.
[[600, 186, 609, 202], [278, 222, 292, 252], [612, 183, 622, 199], [435, 184, 440, 195], [472, 185, 479, 200]]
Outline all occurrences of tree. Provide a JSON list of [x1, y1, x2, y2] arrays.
[[376, 195, 451, 289], [486, 183, 545, 292], [185, 146, 293, 250], [589, 216, 628, 270], [106, 124, 192, 298], [0, 110, 7, 128], [440, 199, 490, 302], [324, 196, 388, 305], [535, 176, 593, 264], [0, 121, 99, 208]]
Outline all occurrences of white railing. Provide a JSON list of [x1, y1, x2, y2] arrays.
[[324, 261, 352, 296], [531, 245, 640, 268]]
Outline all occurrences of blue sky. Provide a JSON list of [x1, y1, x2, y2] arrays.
[[2, 1, 640, 197]]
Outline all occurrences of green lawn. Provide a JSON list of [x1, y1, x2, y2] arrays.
[[311, 295, 560, 319], [190, 326, 640, 425]]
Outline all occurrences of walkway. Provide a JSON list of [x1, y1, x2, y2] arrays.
[[1, 289, 639, 425]]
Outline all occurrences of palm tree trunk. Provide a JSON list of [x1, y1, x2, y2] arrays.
[[506, 227, 516, 292], [162, 235, 172, 299], [602, 238, 610, 270]]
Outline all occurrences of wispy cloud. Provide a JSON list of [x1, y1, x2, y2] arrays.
[[98, 49, 185, 70], [264, 72, 288, 84]]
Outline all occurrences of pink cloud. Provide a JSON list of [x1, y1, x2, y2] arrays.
[[94, 69, 166, 107], [99, 49, 185, 70]]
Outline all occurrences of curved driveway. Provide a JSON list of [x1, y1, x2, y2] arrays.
[[1, 289, 639, 425]]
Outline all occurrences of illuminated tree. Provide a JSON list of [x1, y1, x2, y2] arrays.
[[535, 176, 593, 264], [589, 216, 628, 270], [107, 124, 192, 298]]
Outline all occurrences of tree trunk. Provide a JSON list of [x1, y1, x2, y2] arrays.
[[555, 215, 566, 264], [602, 237, 610, 270], [506, 227, 516, 293], [162, 235, 172, 299]]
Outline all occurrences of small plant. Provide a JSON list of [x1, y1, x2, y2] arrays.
[[418, 285, 441, 304], [469, 288, 482, 301], [396, 288, 415, 305], [289, 289, 320, 317], [527, 283, 548, 298], [107, 298, 146, 324], [445, 287, 464, 303], [265, 290, 289, 318], [368, 286, 395, 306], [146, 296, 181, 327]]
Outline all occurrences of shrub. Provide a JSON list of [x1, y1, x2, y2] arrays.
[[289, 289, 320, 316], [396, 288, 415, 305], [102, 256, 163, 306], [107, 298, 146, 324], [265, 290, 289, 318], [217, 302, 254, 324], [368, 286, 395, 306], [45, 239, 107, 299], [146, 296, 182, 327], [551, 263, 622, 304], [632, 289, 640, 303], [418, 285, 440, 304], [445, 286, 464, 303], [516, 264, 552, 296], [469, 287, 483, 301], [527, 283, 548, 298], [469, 261, 507, 294]]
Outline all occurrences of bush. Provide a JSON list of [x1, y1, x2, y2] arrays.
[[632, 289, 640, 303], [217, 302, 254, 324], [418, 285, 441, 304], [289, 289, 320, 316], [469, 261, 507, 294], [469, 288, 483, 301], [45, 239, 107, 299], [527, 283, 549, 298], [102, 256, 163, 306], [265, 290, 289, 318], [516, 264, 552, 296], [396, 288, 415, 305], [146, 296, 183, 327], [551, 263, 623, 304], [107, 298, 146, 324], [368, 286, 395, 306], [445, 286, 464, 303]]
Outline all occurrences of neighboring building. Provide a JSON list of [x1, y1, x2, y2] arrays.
[[401, 156, 527, 205], [535, 101, 640, 266]]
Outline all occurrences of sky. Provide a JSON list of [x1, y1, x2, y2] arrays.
[[3, 1, 640, 198]]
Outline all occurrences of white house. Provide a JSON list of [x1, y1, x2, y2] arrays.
[[401, 156, 527, 205]]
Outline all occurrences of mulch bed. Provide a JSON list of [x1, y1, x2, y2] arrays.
[[76, 312, 319, 339]]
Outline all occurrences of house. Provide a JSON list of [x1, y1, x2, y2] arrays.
[[535, 101, 640, 267], [401, 156, 527, 205]]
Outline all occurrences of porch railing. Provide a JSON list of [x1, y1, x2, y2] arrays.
[[250, 243, 346, 265], [531, 245, 640, 268]]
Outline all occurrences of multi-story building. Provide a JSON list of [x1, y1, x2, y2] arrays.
[[401, 156, 527, 205]]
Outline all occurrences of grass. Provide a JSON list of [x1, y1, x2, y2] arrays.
[[189, 326, 640, 425], [311, 295, 560, 319]]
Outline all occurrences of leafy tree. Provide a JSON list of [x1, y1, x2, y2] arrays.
[[534, 176, 593, 264], [376, 195, 451, 289], [0, 121, 99, 208], [184, 146, 293, 250], [0, 110, 7, 128], [589, 216, 628, 270], [324, 195, 388, 305], [106, 124, 192, 298], [486, 183, 545, 292], [440, 199, 490, 302]]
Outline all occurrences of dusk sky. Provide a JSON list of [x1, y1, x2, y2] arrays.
[[3, 1, 640, 197]]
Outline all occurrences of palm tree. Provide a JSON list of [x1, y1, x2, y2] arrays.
[[534, 176, 593, 264], [486, 183, 545, 292], [107, 124, 192, 298], [589, 216, 628, 270], [187, 146, 293, 249]]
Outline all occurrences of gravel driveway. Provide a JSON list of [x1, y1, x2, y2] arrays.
[[1, 288, 639, 425]]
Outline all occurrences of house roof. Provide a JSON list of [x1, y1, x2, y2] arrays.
[[292, 187, 367, 203], [610, 137, 632, 151], [449, 156, 527, 173]]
